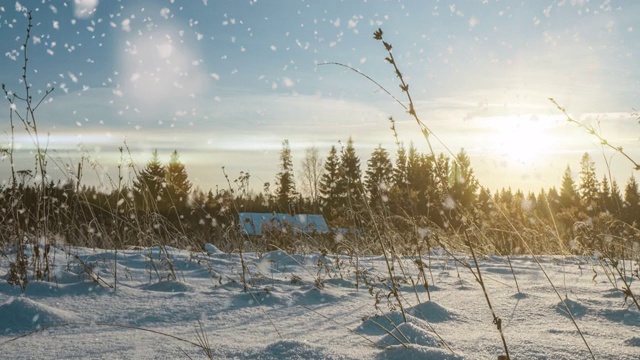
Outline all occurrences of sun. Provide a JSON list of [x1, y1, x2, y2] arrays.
[[485, 115, 558, 165]]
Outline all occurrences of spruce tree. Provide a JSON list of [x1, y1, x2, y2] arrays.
[[559, 165, 579, 210], [134, 150, 166, 210], [365, 145, 393, 208], [623, 175, 640, 225], [448, 149, 479, 215], [275, 139, 296, 213], [389, 143, 410, 216], [318, 145, 342, 221], [165, 150, 192, 207], [610, 179, 623, 217], [393, 143, 408, 190], [578, 153, 599, 214], [405, 144, 437, 217], [599, 175, 611, 214], [546, 187, 561, 216], [476, 186, 493, 223], [339, 137, 364, 205]]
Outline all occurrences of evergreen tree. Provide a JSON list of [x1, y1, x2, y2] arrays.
[[535, 189, 548, 220], [448, 149, 479, 216], [476, 186, 493, 225], [610, 179, 623, 217], [559, 165, 579, 210], [434, 153, 451, 202], [274, 139, 296, 212], [598, 175, 611, 214], [511, 189, 526, 223], [133, 150, 165, 210], [393, 143, 408, 189], [499, 187, 514, 215], [165, 150, 192, 207], [339, 137, 364, 205], [389, 143, 410, 216], [623, 175, 640, 225], [365, 145, 393, 209], [525, 192, 538, 217], [406, 144, 431, 216], [546, 186, 561, 217], [578, 153, 599, 214], [318, 145, 343, 220]]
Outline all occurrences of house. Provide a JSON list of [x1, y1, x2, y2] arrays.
[[239, 212, 330, 236]]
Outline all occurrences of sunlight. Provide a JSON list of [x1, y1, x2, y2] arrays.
[[484, 115, 559, 165]]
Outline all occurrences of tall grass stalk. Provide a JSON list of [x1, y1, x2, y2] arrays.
[[463, 230, 510, 360], [493, 203, 596, 360], [550, 98, 640, 170], [2, 11, 55, 289]]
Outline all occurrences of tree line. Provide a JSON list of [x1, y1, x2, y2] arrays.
[[1, 139, 638, 253]]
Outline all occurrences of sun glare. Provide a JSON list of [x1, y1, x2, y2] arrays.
[[485, 115, 559, 165]]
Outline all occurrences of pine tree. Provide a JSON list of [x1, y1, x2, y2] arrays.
[[339, 137, 364, 205], [599, 175, 611, 214], [365, 145, 393, 209], [318, 145, 343, 221], [546, 186, 561, 217], [610, 179, 623, 217], [434, 153, 451, 202], [133, 150, 165, 210], [389, 143, 410, 216], [393, 143, 408, 190], [476, 186, 493, 224], [623, 175, 640, 225], [578, 153, 599, 214], [559, 165, 579, 210], [275, 139, 296, 212], [165, 150, 192, 207], [448, 149, 479, 216], [405, 145, 438, 218], [525, 192, 538, 217], [499, 187, 514, 215]]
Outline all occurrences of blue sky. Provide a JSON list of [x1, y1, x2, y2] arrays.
[[1, 0, 639, 194]]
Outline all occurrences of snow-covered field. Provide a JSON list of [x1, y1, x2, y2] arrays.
[[1, 244, 639, 359]]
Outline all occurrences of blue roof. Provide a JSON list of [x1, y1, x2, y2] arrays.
[[239, 213, 330, 236]]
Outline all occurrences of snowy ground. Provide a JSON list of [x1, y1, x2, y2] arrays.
[[0, 244, 639, 359]]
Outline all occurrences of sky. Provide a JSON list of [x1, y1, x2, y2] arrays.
[[0, 0, 639, 195]]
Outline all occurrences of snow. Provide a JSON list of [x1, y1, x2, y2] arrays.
[[1, 245, 639, 359]]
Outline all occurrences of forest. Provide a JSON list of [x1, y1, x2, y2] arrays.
[[2, 135, 637, 258]]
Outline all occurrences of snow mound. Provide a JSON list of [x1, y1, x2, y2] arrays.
[[602, 288, 624, 298], [50, 281, 109, 296], [512, 292, 529, 300], [204, 243, 223, 254], [601, 308, 640, 327], [238, 340, 350, 360], [262, 250, 304, 267], [230, 289, 285, 307], [357, 311, 409, 336], [324, 277, 355, 288], [407, 301, 457, 323], [0, 296, 81, 334], [483, 265, 517, 275], [377, 321, 439, 347], [376, 343, 467, 360], [555, 298, 588, 318], [290, 287, 340, 305], [139, 280, 194, 293]]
